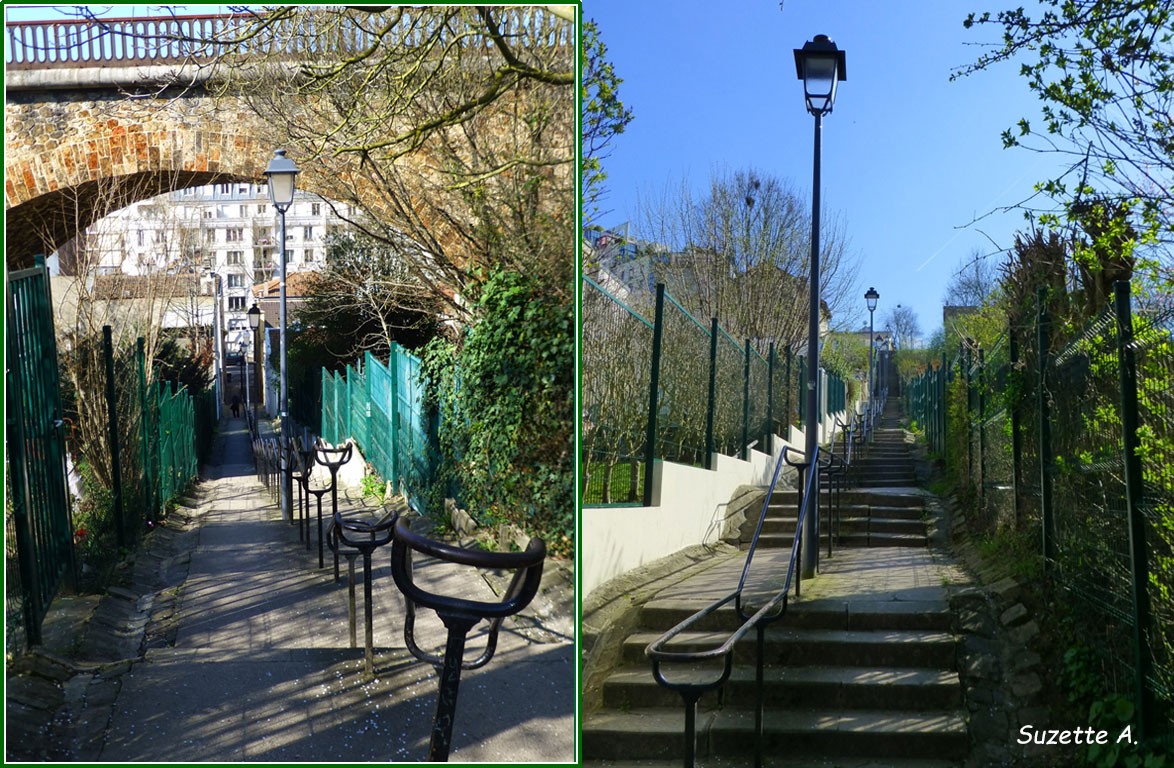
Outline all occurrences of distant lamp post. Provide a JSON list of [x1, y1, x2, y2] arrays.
[[248, 301, 262, 422], [865, 286, 879, 422], [795, 34, 846, 579], [263, 148, 299, 521]]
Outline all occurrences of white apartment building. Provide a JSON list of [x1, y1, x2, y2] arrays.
[[77, 182, 353, 347]]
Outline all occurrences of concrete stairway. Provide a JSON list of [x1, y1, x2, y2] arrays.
[[755, 488, 928, 550], [853, 399, 918, 488], [582, 393, 969, 766], [581, 550, 968, 766]]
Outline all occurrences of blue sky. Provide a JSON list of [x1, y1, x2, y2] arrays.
[[6, 3, 1064, 339], [585, 0, 1064, 339]]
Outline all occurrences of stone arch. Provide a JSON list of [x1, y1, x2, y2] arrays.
[[5, 96, 270, 269]]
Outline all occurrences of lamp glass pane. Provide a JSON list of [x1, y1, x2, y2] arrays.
[[267, 173, 296, 207], [803, 54, 839, 113]]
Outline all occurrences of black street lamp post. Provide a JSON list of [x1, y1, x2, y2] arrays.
[[248, 302, 262, 423], [865, 286, 879, 428], [795, 34, 846, 578], [263, 149, 299, 521]]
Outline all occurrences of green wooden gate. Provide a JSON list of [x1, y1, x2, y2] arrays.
[[5, 254, 74, 650]]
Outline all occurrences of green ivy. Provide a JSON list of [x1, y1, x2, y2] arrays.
[[421, 270, 574, 556]]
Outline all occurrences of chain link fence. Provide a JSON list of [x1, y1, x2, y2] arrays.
[[582, 278, 847, 507], [904, 282, 1173, 746]]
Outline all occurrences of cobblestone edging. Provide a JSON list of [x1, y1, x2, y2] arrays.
[[4, 487, 207, 761], [910, 437, 1052, 768]]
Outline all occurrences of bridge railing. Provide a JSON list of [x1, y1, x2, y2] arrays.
[[5, 14, 243, 69], [5, 8, 572, 70]]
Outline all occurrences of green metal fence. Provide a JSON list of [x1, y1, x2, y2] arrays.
[[5, 304, 203, 653], [320, 346, 433, 514], [581, 278, 849, 507], [581, 277, 654, 505], [5, 255, 74, 650], [904, 282, 1173, 746]]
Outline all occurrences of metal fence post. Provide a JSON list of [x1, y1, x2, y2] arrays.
[[643, 284, 665, 507], [137, 337, 154, 520], [978, 345, 986, 515], [705, 318, 718, 471], [798, 355, 805, 424], [940, 352, 949, 456], [784, 347, 793, 429], [1009, 333, 1023, 529], [1113, 280, 1156, 741], [1037, 289, 1055, 567], [965, 343, 973, 493], [388, 345, 402, 492], [767, 342, 776, 451], [742, 338, 751, 462], [103, 326, 127, 549]]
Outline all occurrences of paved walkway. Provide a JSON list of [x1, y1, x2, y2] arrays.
[[37, 414, 573, 762], [651, 544, 972, 609]]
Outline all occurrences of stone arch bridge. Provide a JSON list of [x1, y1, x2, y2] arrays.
[[4, 9, 573, 269]]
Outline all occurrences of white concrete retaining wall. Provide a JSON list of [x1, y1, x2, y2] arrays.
[[582, 405, 854, 600]]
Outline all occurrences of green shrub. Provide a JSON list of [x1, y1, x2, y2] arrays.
[[422, 270, 573, 556]]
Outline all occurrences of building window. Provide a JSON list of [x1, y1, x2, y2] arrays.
[[226, 251, 243, 265], [218, 183, 231, 194], [202, 209, 213, 219], [240, 205, 248, 218], [303, 225, 313, 240], [228, 296, 246, 311], [204, 229, 216, 244], [311, 203, 321, 216], [226, 228, 243, 242], [285, 249, 293, 263], [304, 248, 314, 263], [227, 274, 244, 288], [258, 204, 266, 215], [137, 230, 145, 246]]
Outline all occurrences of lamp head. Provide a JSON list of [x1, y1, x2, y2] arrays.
[[263, 149, 299, 212], [247, 301, 262, 330], [865, 286, 879, 312], [794, 34, 846, 116]]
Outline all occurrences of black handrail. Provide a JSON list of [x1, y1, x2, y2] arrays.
[[389, 517, 545, 761], [645, 444, 822, 768], [822, 420, 853, 558], [330, 505, 399, 675]]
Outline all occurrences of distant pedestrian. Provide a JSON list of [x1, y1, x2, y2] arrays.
[[231, 394, 241, 418]]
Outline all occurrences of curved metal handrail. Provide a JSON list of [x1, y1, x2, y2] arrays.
[[329, 504, 399, 674], [645, 444, 822, 768], [389, 516, 545, 762]]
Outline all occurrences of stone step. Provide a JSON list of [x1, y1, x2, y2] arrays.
[[757, 515, 926, 536], [583, 707, 968, 762], [764, 504, 925, 521], [583, 759, 961, 768], [857, 477, 921, 488], [754, 531, 928, 549], [638, 597, 953, 633], [769, 490, 925, 508], [602, 665, 962, 710], [852, 459, 916, 471], [622, 628, 957, 667]]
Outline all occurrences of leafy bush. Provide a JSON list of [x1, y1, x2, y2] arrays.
[[422, 270, 573, 556]]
